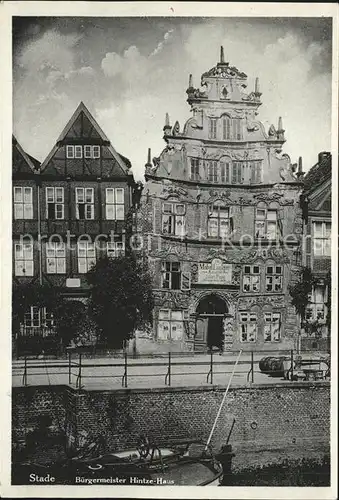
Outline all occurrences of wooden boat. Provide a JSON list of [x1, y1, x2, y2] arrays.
[[70, 437, 225, 486]]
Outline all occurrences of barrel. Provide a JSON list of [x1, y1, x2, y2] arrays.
[[259, 356, 287, 377]]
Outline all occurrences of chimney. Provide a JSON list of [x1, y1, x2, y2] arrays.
[[296, 156, 304, 179], [318, 151, 331, 164], [188, 74, 193, 88]]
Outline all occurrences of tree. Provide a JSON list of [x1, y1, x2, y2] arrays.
[[87, 255, 154, 349], [289, 267, 317, 324], [54, 300, 87, 347]]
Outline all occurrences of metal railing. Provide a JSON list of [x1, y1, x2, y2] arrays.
[[13, 348, 330, 389]]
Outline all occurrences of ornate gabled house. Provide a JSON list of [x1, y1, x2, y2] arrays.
[[301, 152, 331, 345], [13, 103, 137, 349], [138, 47, 304, 352]]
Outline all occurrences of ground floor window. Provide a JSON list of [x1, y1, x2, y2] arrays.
[[239, 312, 257, 342], [23, 306, 54, 336], [264, 312, 281, 342], [157, 309, 189, 341], [306, 286, 327, 322]]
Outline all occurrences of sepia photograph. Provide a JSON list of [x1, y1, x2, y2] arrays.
[[0, 2, 337, 499]]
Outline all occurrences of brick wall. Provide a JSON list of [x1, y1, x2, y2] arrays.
[[12, 382, 330, 471]]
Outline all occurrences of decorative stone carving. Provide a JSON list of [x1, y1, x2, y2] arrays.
[[161, 185, 188, 198], [202, 64, 247, 80], [268, 124, 277, 137], [238, 295, 285, 310], [172, 121, 180, 136], [153, 290, 190, 308]]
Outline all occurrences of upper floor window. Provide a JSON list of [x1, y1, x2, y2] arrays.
[[266, 266, 283, 292], [232, 162, 243, 184], [306, 286, 327, 322], [222, 116, 242, 140], [207, 161, 218, 183], [46, 242, 66, 274], [84, 145, 100, 159], [46, 187, 64, 220], [77, 241, 96, 273], [250, 161, 262, 184], [208, 204, 231, 239], [67, 145, 83, 159], [13, 187, 33, 220], [239, 312, 257, 342], [223, 116, 231, 140], [76, 188, 94, 220], [313, 221, 331, 257], [220, 161, 231, 183], [264, 313, 281, 342], [190, 158, 200, 181], [14, 242, 33, 276], [209, 118, 217, 139], [106, 188, 125, 220], [162, 203, 186, 237], [243, 266, 260, 292], [161, 262, 190, 290], [255, 208, 277, 239]]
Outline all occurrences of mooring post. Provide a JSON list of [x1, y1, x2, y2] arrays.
[[251, 350, 254, 384], [124, 352, 128, 388], [68, 351, 71, 385], [210, 350, 213, 385], [290, 349, 294, 381], [168, 351, 171, 386], [77, 352, 82, 389], [23, 356, 27, 386]]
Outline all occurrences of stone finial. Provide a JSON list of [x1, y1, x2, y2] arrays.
[[278, 116, 283, 131], [146, 148, 151, 166], [220, 46, 225, 64], [165, 112, 170, 127], [255, 77, 260, 94], [163, 112, 172, 136], [296, 156, 304, 179], [189, 74, 193, 88]]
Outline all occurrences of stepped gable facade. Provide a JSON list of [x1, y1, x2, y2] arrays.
[[138, 47, 304, 352]]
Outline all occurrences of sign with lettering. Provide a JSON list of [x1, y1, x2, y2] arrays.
[[198, 259, 232, 285]]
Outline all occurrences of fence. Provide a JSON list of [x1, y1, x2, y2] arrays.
[[13, 349, 330, 389]]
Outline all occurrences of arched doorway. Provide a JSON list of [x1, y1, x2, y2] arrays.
[[195, 295, 228, 352]]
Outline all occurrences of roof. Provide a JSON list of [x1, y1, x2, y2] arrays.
[[12, 135, 41, 173], [303, 152, 331, 194]]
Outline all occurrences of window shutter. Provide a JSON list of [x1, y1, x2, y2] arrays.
[[181, 272, 191, 290], [277, 209, 284, 237]]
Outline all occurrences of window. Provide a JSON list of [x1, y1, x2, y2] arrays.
[[24, 307, 54, 334], [220, 161, 231, 183], [75, 146, 83, 158], [161, 262, 191, 290], [209, 118, 217, 139], [107, 241, 125, 258], [84, 145, 100, 158], [208, 204, 231, 239], [105, 188, 125, 220], [264, 313, 281, 342], [243, 266, 260, 292], [266, 266, 283, 292], [76, 188, 94, 220], [232, 162, 243, 184], [14, 187, 33, 219], [255, 208, 277, 239], [306, 286, 327, 322], [66, 146, 74, 158], [46, 187, 64, 219], [313, 222, 331, 256], [250, 161, 262, 184], [162, 203, 186, 237], [157, 309, 188, 341], [233, 119, 242, 140], [77, 241, 96, 273], [46, 242, 66, 274], [207, 161, 218, 183], [190, 158, 200, 180], [223, 116, 231, 140], [15, 242, 33, 276], [239, 312, 257, 342]]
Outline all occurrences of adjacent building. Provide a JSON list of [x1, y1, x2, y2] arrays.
[[12, 103, 136, 347], [138, 47, 305, 352], [302, 152, 331, 346]]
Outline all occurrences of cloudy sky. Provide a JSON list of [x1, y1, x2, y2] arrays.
[[13, 16, 332, 180]]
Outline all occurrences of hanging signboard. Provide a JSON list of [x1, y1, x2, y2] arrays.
[[198, 259, 232, 285]]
